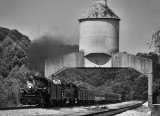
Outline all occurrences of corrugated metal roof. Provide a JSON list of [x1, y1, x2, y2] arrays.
[[80, 2, 119, 19]]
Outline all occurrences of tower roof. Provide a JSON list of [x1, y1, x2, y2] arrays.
[[80, 0, 119, 19]]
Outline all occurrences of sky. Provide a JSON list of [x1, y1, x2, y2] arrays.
[[0, 0, 160, 55]]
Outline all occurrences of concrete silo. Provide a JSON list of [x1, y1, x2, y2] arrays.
[[79, 0, 120, 67]]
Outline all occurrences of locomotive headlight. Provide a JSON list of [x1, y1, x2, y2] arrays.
[[28, 85, 32, 89]]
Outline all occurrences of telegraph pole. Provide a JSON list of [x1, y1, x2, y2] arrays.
[[38, 24, 39, 39]]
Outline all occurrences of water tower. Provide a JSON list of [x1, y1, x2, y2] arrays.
[[79, 0, 120, 67]]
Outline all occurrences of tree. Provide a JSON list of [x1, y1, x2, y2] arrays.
[[148, 30, 160, 54], [133, 74, 148, 100], [0, 32, 5, 41], [0, 27, 32, 107]]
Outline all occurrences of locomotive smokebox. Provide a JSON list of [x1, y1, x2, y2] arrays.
[[79, 0, 120, 66]]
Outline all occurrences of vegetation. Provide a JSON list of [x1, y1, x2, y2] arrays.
[[0, 27, 31, 107], [148, 30, 160, 54], [54, 68, 148, 100]]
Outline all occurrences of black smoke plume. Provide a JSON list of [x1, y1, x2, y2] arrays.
[[28, 34, 79, 74]]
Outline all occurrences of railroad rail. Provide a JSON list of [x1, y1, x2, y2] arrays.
[[0, 105, 37, 110]]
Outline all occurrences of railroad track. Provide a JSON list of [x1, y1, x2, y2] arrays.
[[82, 101, 145, 116], [0, 101, 145, 116]]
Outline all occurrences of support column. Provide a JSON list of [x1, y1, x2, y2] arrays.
[[148, 74, 153, 108]]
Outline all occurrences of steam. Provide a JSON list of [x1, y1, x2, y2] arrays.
[[28, 33, 79, 73]]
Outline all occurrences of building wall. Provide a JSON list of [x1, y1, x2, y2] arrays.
[[45, 52, 84, 79], [79, 19, 119, 55], [112, 52, 152, 74], [45, 52, 152, 78], [84, 55, 112, 67]]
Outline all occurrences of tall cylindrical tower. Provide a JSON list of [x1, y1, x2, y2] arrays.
[[79, 0, 120, 67]]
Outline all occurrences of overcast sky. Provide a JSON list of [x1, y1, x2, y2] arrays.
[[0, 0, 160, 54]]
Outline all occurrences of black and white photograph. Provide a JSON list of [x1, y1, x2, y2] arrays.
[[0, 0, 160, 115]]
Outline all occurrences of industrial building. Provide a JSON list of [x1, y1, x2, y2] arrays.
[[45, 0, 153, 108]]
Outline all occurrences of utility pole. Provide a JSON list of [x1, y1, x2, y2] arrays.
[[38, 23, 39, 39]]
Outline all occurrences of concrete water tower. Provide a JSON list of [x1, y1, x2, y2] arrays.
[[79, 0, 120, 67]]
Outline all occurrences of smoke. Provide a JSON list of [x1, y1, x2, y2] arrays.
[[28, 33, 79, 73]]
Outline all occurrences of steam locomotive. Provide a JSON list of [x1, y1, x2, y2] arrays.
[[20, 75, 50, 107], [20, 75, 121, 107]]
